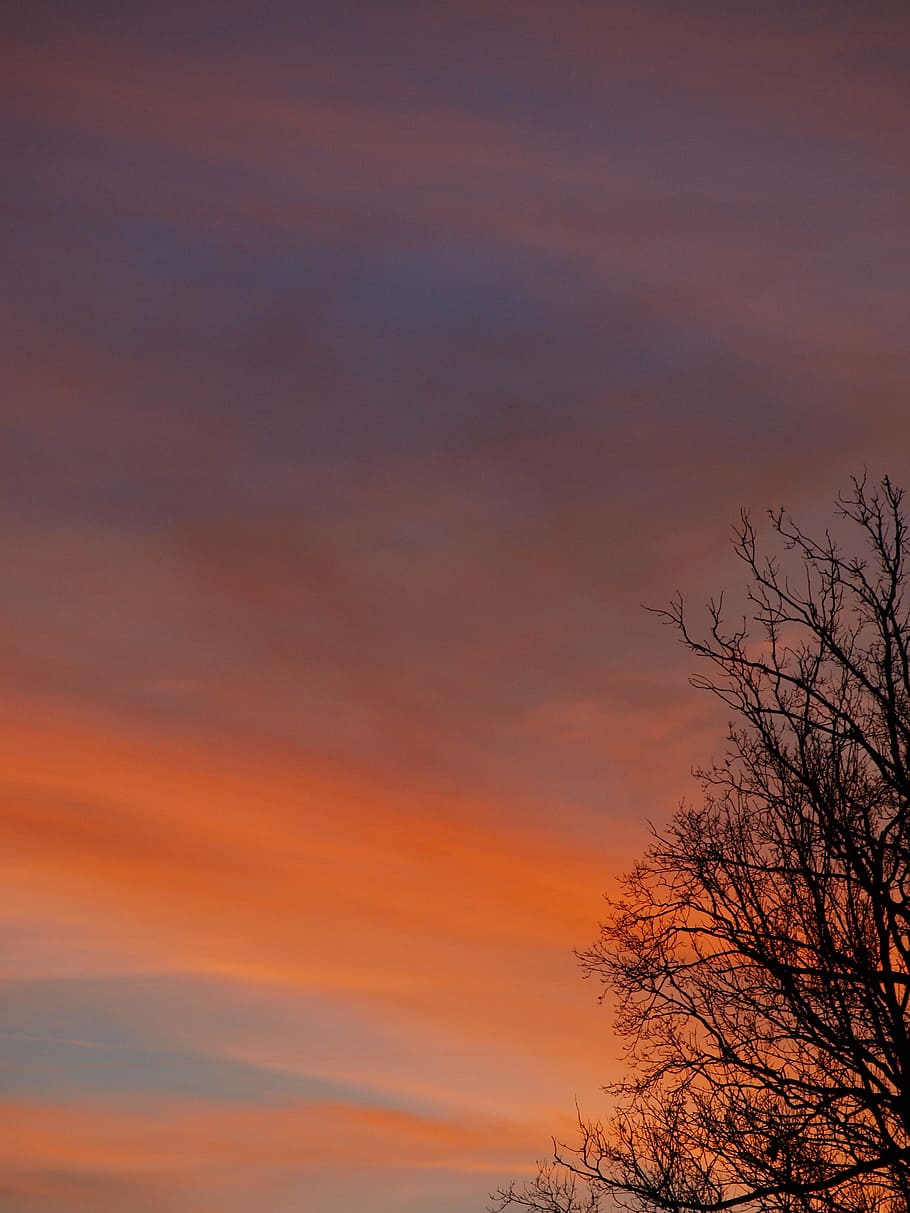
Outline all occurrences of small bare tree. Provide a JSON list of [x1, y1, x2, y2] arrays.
[[496, 476, 910, 1213]]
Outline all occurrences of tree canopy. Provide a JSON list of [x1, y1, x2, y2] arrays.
[[497, 476, 910, 1213]]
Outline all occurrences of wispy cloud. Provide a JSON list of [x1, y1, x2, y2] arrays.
[[3, 3, 910, 1209]]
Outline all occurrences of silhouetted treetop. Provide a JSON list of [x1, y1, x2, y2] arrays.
[[495, 475, 910, 1213]]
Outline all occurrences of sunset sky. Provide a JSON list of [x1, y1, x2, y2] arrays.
[[3, 4, 910, 1211]]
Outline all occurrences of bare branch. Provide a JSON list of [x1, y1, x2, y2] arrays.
[[499, 476, 910, 1213]]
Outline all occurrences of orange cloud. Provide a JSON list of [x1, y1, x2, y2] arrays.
[[0, 694, 634, 1110], [0, 1097, 542, 1171]]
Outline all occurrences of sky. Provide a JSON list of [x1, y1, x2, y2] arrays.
[[2, 3, 910, 1210]]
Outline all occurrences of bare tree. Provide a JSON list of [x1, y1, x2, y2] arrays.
[[495, 476, 910, 1213]]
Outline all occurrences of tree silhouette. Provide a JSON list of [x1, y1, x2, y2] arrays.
[[496, 476, 910, 1213]]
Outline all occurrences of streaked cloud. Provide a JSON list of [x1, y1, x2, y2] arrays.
[[2, 3, 909, 1209]]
